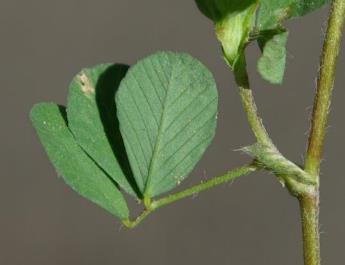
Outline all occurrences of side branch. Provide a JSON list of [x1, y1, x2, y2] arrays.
[[234, 54, 275, 148], [122, 164, 258, 228], [151, 164, 257, 210]]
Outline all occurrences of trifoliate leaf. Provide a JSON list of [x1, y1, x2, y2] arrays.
[[116, 51, 218, 198], [66, 64, 140, 198], [30, 103, 129, 220]]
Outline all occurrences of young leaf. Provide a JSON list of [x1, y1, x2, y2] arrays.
[[30, 103, 129, 220], [216, 3, 258, 68], [195, 0, 328, 73], [195, 0, 258, 68], [256, 0, 329, 30], [257, 30, 288, 84], [116, 51, 218, 198], [66, 64, 140, 198]]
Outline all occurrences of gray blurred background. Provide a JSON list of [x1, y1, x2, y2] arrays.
[[0, 1, 344, 264]]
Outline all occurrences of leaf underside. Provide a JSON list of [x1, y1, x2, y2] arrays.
[[30, 103, 129, 220], [257, 30, 288, 84], [29, 0, 329, 221], [116, 51, 218, 198], [66, 64, 140, 198]]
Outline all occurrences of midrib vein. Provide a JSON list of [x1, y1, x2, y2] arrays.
[[143, 58, 174, 197]]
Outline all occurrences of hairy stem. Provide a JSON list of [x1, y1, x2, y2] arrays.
[[234, 54, 274, 148], [304, 0, 345, 178], [151, 164, 257, 210], [123, 164, 258, 228], [299, 192, 320, 265], [301, 1, 345, 265]]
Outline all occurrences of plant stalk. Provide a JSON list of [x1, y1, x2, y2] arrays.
[[151, 164, 257, 210], [299, 192, 320, 265], [304, 0, 345, 177], [233, 55, 275, 148], [123, 164, 258, 228], [301, 1, 345, 265]]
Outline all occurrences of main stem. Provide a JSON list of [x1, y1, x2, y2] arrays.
[[304, 0, 345, 177], [299, 192, 320, 265], [302, 1, 345, 265]]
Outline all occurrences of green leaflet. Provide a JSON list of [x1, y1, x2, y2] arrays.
[[116, 51, 218, 198], [256, 0, 329, 30], [257, 30, 288, 84], [290, 0, 329, 17], [30, 103, 129, 220], [66, 64, 140, 198]]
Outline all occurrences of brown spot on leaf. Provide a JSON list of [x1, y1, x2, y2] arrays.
[[78, 72, 94, 94]]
